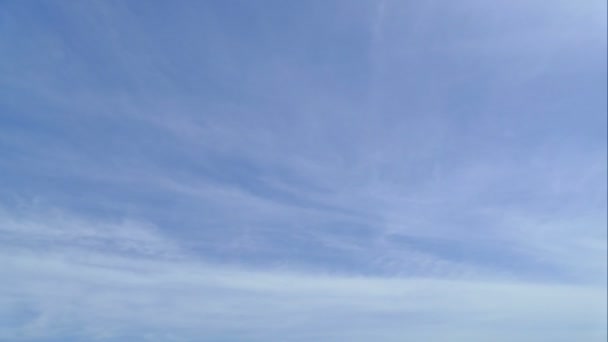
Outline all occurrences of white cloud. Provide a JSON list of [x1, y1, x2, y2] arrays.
[[0, 209, 605, 341], [0, 1, 605, 340]]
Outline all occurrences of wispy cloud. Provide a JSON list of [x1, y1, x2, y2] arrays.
[[1, 209, 605, 342], [0, 0, 605, 340]]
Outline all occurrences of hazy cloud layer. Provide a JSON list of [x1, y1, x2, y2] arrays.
[[0, 0, 606, 340]]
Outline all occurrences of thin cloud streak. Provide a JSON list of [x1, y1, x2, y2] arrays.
[[1, 209, 605, 342]]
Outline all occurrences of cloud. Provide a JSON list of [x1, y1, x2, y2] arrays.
[[1, 209, 605, 342], [0, 1, 605, 340]]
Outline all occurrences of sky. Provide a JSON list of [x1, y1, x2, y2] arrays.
[[0, 0, 606, 341]]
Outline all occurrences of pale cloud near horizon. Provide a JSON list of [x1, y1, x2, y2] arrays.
[[0, 208, 605, 342]]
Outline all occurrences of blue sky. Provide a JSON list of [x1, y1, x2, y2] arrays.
[[0, 0, 606, 341]]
